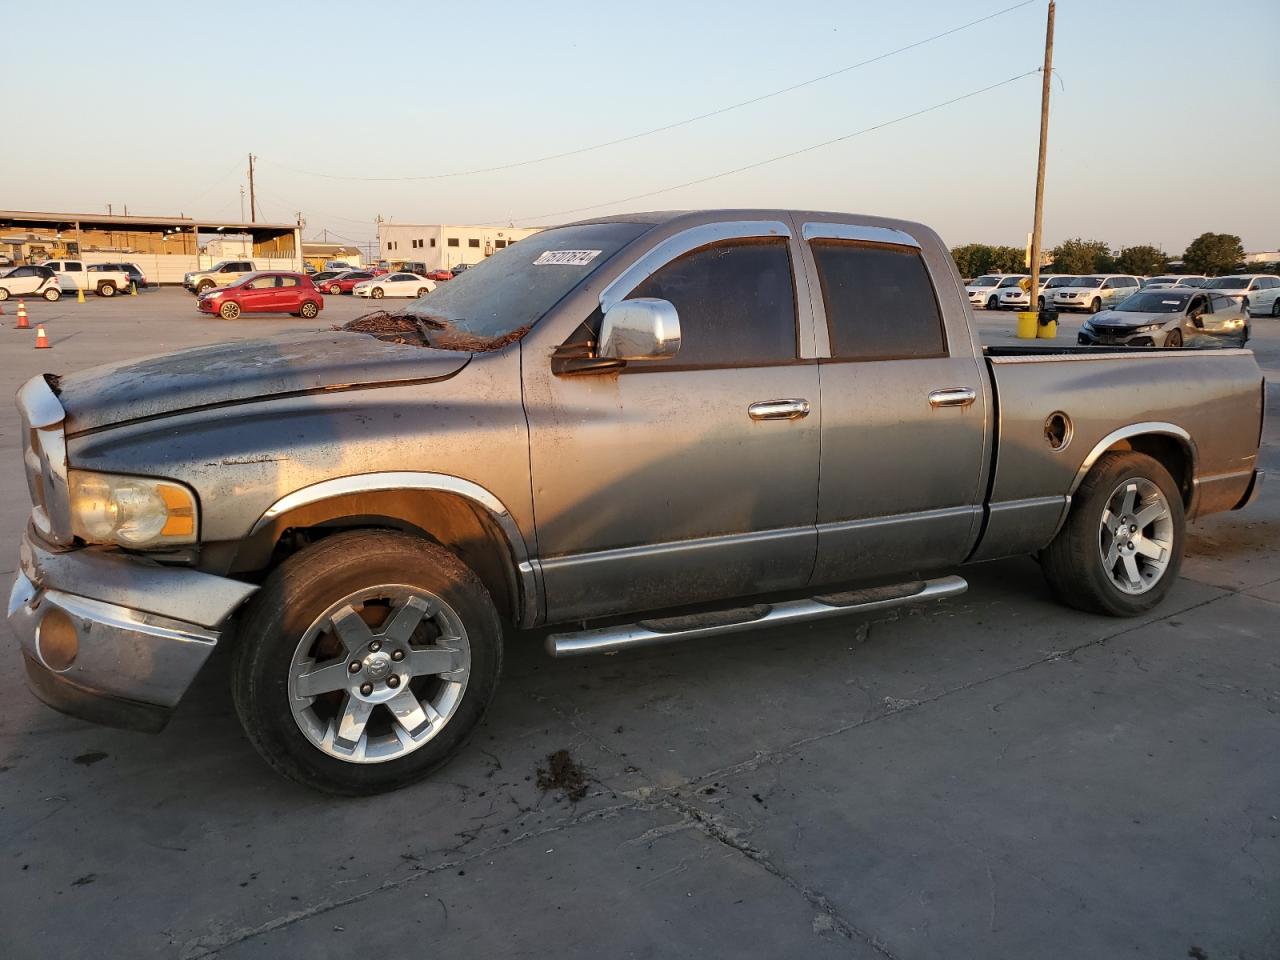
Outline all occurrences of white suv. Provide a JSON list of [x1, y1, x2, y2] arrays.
[[998, 274, 1074, 310], [966, 274, 1027, 310], [1202, 275, 1280, 316], [1052, 275, 1140, 313]]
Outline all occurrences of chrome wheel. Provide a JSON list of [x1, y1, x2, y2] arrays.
[[288, 585, 470, 764], [1099, 478, 1173, 595]]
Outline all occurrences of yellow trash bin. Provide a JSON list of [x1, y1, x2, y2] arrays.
[[1037, 314, 1057, 339], [1016, 311, 1038, 339]]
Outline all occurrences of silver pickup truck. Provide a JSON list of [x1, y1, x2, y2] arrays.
[[8, 210, 1265, 794]]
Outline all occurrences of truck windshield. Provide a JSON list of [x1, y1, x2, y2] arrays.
[[1115, 292, 1190, 313], [398, 221, 652, 350]]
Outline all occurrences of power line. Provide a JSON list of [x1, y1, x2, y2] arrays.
[[260, 0, 1036, 184], [499, 70, 1041, 225]]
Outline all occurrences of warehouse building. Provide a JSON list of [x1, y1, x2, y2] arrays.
[[0, 210, 303, 284], [376, 223, 542, 271]]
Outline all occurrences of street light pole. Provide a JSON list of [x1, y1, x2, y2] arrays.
[[1028, 0, 1055, 315]]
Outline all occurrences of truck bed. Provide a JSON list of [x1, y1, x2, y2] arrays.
[[969, 345, 1264, 562]]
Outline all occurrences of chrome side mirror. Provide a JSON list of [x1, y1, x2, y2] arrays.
[[599, 298, 681, 361]]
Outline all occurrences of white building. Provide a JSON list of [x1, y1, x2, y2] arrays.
[[376, 223, 542, 271]]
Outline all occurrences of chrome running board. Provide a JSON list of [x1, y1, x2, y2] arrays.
[[545, 575, 968, 658]]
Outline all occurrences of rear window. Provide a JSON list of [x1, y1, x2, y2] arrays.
[[809, 240, 946, 361]]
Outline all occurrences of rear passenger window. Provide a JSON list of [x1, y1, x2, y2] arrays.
[[280, 276, 299, 287], [809, 241, 946, 360], [625, 239, 797, 367]]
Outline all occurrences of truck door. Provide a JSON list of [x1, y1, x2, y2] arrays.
[[796, 222, 989, 585], [524, 223, 821, 623]]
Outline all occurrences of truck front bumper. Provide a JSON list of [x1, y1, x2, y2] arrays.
[[8, 530, 257, 732]]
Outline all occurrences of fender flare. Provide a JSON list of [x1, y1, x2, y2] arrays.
[[248, 472, 542, 626]]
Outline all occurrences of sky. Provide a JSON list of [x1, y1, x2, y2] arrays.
[[3, 0, 1277, 255]]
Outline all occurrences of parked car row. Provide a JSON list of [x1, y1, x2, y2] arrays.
[[965, 271, 1280, 316]]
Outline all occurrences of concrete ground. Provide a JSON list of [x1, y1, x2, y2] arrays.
[[1, 289, 1276, 959]]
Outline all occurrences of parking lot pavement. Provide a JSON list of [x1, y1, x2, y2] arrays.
[[2, 290, 1277, 959]]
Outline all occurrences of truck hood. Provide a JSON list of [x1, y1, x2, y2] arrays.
[[55, 330, 470, 434]]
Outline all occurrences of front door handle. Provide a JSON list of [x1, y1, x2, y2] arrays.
[[749, 399, 810, 421], [928, 387, 977, 408]]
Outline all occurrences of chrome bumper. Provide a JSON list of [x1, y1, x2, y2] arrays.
[[8, 530, 257, 731]]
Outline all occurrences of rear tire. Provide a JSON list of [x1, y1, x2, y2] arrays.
[[0, 287, 8, 301], [97, 282, 116, 297], [44, 287, 60, 301], [1040, 451, 1184, 617], [300, 301, 319, 319], [230, 531, 504, 795], [1272, 299, 1280, 318]]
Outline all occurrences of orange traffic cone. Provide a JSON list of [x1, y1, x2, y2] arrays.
[[34, 325, 50, 349], [15, 300, 30, 329], [0, 300, 6, 315]]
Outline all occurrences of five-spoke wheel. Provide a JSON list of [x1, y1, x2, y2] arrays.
[[232, 530, 503, 794], [1097, 477, 1174, 596]]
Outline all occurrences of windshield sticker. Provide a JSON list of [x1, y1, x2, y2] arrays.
[[533, 250, 601, 266]]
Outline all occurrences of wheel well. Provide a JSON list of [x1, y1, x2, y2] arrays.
[[231, 489, 521, 622], [1103, 434, 1193, 506]]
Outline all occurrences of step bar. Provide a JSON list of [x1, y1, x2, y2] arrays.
[[545, 575, 968, 658]]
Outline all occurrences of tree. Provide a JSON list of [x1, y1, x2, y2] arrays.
[[1050, 238, 1114, 274], [951, 243, 1028, 277], [1182, 233, 1244, 276], [1116, 244, 1168, 276]]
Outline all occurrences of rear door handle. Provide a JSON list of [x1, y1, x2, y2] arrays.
[[749, 399, 810, 421], [928, 387, 977, 408]]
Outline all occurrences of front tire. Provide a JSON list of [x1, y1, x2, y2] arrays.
[[329, 284, 342, 295], [371, 287, 384, 299], [231, 531, 504, 795], [1089, 297, 1102, 314], [219, 301, 241, 320], [986, 295, 998, 310], [417, 287, 429, 297], [1040, 451, 1184, 617], [197, 281, 215, 295], [1165, 329, 1183, 348]]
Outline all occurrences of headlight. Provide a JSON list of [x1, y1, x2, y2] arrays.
[[1132, 323, 1164, 333], [68, 471, 198, 547]]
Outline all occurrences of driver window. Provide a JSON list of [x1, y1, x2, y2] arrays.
[[623, 238, 797, 368], [1189, 295, 1206, 315]]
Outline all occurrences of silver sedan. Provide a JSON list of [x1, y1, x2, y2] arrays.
[[1078, 289, 1248, 348]]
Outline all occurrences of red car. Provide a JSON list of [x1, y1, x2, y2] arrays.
[[197, 272, 324, 319], [426, 269, 453, 282], [322, 270, 376, 295]]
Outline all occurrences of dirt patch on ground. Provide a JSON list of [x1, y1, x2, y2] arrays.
[[536, 749, 588, 802]]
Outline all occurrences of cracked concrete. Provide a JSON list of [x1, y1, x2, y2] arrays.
[[1, 292, 1277, 958]]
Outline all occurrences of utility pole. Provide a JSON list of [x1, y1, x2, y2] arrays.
[[106, 203, 112, 216], [247, 152, 257, 224], [1028, 0, 1055, 314], [239, 185, 245, 222]]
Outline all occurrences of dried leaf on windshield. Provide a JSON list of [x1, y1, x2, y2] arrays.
[[342, 311, 529, 352]]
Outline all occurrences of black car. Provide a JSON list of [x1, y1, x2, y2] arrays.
[[96, 262, 148, 289], [450, 262, 470, 276]]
